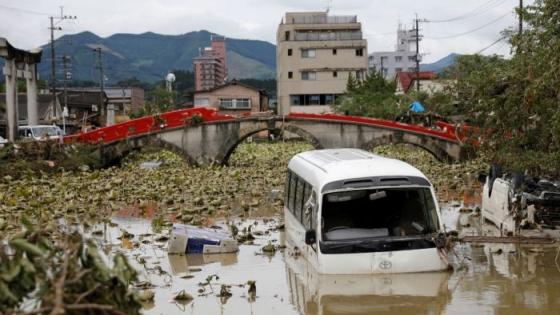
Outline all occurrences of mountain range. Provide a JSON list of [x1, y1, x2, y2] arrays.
[[36, 30, 277, 84], [1, 29, 459, 85], [421, 53, 460, 73]]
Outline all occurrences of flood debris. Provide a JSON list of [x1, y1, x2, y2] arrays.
[[167, 224, 238, 254], [173, 290, 194, 302], [480, 169, 560, 236]]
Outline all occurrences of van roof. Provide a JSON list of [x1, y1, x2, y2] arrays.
[[288, 148, 429, 188]]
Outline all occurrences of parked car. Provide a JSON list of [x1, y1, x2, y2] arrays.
[[18, 125, 64, 141], [0, 135, 8, 148]]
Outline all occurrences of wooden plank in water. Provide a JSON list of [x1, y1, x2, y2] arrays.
[[460, 235, 557, 244]]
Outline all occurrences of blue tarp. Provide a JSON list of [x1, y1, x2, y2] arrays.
[[409, 101, 425, 113]]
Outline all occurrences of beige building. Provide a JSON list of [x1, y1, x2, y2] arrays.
[[193, 80, 269, 116], [276, 12, 368, 115]]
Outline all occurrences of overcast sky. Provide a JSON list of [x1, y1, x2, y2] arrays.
[[0, 0, 529, 63]]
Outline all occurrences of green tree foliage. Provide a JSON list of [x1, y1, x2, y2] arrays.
[[133, 86, 177, 117], [444, 0, 560, 173], [334, 72, 399, 119]]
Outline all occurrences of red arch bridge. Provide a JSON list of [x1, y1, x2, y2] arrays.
[[64, 108, 472, 165]]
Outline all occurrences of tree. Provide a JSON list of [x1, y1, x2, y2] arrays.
[[333, 71, 399, 119], [442, 0, 560, 173]]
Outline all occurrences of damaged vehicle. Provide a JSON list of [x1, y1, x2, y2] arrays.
[[284, 148, 449, 274], [481, 165, 560, 236]]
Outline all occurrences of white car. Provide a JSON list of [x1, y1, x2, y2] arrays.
[[0, 135, 8, 148], [18, 125, 64, 141]]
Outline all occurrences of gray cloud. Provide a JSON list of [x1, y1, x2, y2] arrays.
[[0, 0, 529, 63]]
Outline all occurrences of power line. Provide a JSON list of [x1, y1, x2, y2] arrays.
[[0, 4, 53, 16], [428, 0, 508, 23], [476, 36, 507, 54], [425, 11, 512, 40]]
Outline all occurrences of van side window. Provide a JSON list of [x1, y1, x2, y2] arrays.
[[294, 177, 304, 222], [285, 171, 291, 206], [289, 172, 297, 213], [303, 183, 312, 229]]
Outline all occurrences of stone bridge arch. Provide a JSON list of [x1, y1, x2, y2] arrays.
[[86, 114, 465, 166], [284, 119, 463, 162]]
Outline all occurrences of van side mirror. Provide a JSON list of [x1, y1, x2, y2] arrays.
[[305, 230, 316, 245], [477, 173, 487, 184]]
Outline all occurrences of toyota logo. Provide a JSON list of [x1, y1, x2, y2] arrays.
[[379, 260, 392, 270]]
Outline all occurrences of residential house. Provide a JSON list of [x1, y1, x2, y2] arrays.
[[193, 80, 268, 116]]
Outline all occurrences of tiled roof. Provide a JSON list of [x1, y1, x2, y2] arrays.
[[396, 71, 437, 93]]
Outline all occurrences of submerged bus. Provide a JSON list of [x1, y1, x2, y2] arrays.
[[284, 148, 449, 274]]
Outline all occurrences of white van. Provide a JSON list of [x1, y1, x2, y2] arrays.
[[18, 125, 64, 141], [284, 148, 449, 274]]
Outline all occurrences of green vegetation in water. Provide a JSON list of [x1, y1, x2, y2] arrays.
[[0, 217, 140, 314]]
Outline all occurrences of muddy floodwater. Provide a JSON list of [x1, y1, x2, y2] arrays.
[[101, 205, 560, 315], [3, 142, 559, 314]]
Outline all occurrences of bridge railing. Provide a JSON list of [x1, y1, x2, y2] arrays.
[[287, 112, 463, 142], [63, 109, 472, 146], [64, 108, 234, 145]]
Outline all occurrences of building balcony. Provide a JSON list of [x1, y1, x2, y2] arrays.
[[294, 31, 362, 41], [289, 15, 357, 25]]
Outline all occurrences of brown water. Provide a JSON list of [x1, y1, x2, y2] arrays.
[[95, 205, 560, 315]]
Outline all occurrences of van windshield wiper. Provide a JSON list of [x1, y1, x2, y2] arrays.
[[320, 234, 440, 253]]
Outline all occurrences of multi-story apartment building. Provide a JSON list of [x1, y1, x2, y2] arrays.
[[276, 12, 368, 115], [193, 36, 227, 91], [369, 25, 418, 80]]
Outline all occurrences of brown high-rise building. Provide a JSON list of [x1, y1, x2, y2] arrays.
[[194, 35, 227, 91]]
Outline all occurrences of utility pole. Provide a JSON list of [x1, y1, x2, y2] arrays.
[[93, 47, 106, 125], [415, 14, 420, 92], [48, 6, 77, 120], [519, 0, 523, 36], [61, 55, 71, 110]]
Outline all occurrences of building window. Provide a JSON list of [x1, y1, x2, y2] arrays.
[[356, 70, 364, 80], [194, 98, 209, 107], [395, 56, 402, 62], [301, 49, 316, 58], [301, 71, 316, 80], [395, 67, 402, 73], [288, 71, 293, 79], [288, 48, 292, 56], [408, 67, 415, 72], [309, 95, 320, 105], [290, 95, 300, 105], [408, 56, 416, 62], [332, 48, 337, 55], [355, 48, 363, 56], [219, 98, 251, 109], [333, 71, 338, 77], [285, 31, 290, 41], [290, 94, 339, 106]]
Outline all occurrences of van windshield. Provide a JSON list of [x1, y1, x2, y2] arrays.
[[320, 187, 439, 253], [32, 126, 61, 138]]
